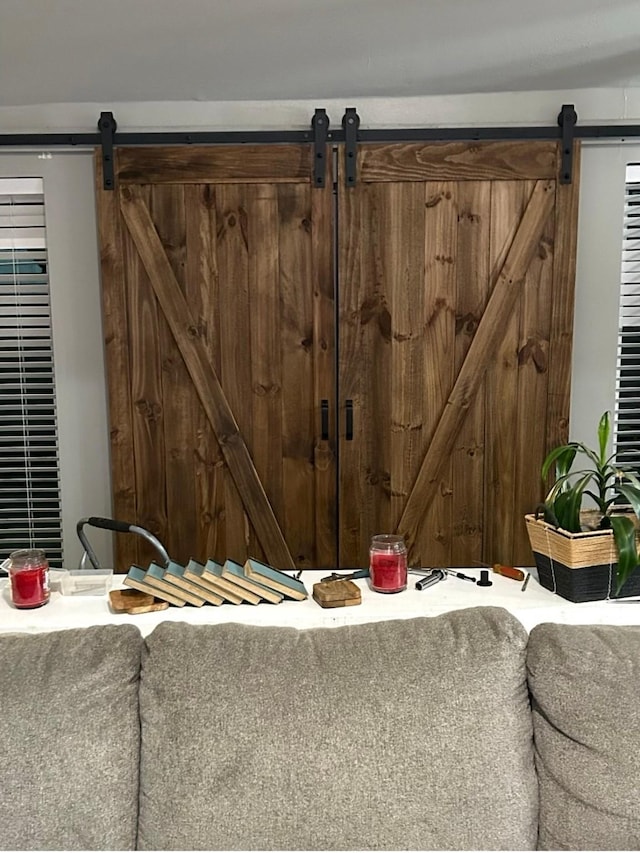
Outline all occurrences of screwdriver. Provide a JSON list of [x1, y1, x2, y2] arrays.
[[473, 561, 526, 582]]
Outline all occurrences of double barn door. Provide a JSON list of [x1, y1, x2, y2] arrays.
[[95, 140, 580, 572]]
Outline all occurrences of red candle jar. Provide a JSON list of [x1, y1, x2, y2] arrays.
[[369, 534, 408, 593], [7, 549, 50, 609]]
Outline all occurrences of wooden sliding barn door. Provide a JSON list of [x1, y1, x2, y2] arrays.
[[95, 146, 335, 572], [338, 141, 580, 569]]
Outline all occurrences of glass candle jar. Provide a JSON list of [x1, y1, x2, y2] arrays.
[[7, 549, 50, 609], [369, 534, 408, 593]]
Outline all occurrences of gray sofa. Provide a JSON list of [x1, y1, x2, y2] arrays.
[[1, 606, 639, 850]]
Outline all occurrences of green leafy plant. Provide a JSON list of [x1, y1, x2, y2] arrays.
[[540, 411, 640, 593]]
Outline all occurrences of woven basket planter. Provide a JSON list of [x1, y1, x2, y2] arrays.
[[525, 513, 640, 602]]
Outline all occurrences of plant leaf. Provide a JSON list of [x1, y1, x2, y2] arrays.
[[551, 474, 592, 532], [564, 473, 594, 531], [615, 483, 640, 519], [598, 411, 611, 467], [541, 445, 577, 483], [545, 469, 594, 505], [621, 469, 640, 490], [609, 514, 639, 594]]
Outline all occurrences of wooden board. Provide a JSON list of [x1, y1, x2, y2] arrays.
[[312, 579, 361, 608], [109, 588, 170, 614]]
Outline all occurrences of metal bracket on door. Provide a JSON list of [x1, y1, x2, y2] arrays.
[[557, 104, 577, 185], [312, 108, 329, 188], [98, 111, 117, 191], [342, 108, 360, 188]]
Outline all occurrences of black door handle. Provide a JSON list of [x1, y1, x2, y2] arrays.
[[321, 399, 329, 440], [345, 399, 353, 440]]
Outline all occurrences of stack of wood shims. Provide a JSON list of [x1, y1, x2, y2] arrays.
[[117, 558, 308, 609]]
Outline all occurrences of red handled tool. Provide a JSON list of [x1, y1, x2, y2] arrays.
[[473, 561, 526, 582]]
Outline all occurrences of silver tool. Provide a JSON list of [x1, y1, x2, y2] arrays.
[[415, 569, 447, 591]]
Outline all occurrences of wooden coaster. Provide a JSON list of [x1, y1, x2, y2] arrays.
[[109, 588, 170, 615], [312, 579, 361, 608]]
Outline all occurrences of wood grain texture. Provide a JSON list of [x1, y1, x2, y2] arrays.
[[216, 184, 254, 561], [124, 185, 168, 568], [337, 174, 365, 564], [450, 181, 491, 565], [184, 184, 227, 561], [119, 185, 296, 570], [277, 183, 316, 568], [109, 588, 169, 614], [416, 182, 458, 567], [97, 140, 579, 574], [389, 182, 427, 537], [117, 145, 311, 185], [398, 179, 556, 551], [482, 181, 530, 564], [547, 143, 581, 453], [94, 151, 138, 571], [339, 180, 402, 566], [359, 141, 558, 183], [311, 149, 337, 568], [512, 183, 555, 563], [312, 579, 361, 607], [248, 184, 283, 562], [357, 183, 394, 563], [151, 184, 198, 566]]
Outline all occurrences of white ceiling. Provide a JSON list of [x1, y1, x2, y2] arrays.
[[1, 0, 640, 108]]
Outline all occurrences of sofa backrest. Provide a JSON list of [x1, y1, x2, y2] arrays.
[[0, 625, 143, 851], [137, 606, 537, 850], [527, 622, 640, 850]]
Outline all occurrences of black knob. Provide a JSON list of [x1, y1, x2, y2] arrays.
[[476, 569, 493, 587]]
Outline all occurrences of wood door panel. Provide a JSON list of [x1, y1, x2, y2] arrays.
[[184, 185, 227, 561], [416, 183, 458, 567], [358, 141, 558, 183], [117, 145, 312, 184], [152, 184, 211, 566], [94, 156, 139, 569], [483, 181, 533, 565], [547, 145, 582, 451], [400, 179, 555, 558], [450, 181, 492, 565], [339, 142, 579, 570], [123, 186, 168, 567], [277, 184, 317, 567], [215, 183, 257, 562], [310, 158, 337, 568], [96, 146, 336, 571]]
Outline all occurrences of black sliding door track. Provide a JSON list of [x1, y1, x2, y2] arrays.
[[3, 103, 640, 149], [2, 104, 637, 190], [3, 124, 640, 148]]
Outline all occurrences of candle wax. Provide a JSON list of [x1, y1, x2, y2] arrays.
[[370, 552, 407, 593], [11, 565, 49, 609]]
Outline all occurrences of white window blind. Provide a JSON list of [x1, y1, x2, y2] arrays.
[[0, 178, 63, 567]]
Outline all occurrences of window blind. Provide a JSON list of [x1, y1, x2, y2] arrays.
[[0, 178, 63, 567]]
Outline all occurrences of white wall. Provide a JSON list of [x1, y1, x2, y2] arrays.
[[1, 87, 637, 564], [571, 144, 640, 445], [0, 152, 113, 567]]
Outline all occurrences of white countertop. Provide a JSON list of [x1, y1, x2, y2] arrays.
[[2, 568, 640, 636]]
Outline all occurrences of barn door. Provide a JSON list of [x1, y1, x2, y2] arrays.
[[95, 146, 335, 572], [338, 141, 580, 569]]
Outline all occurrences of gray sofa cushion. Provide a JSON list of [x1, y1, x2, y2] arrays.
[[528, 622, 640, 850], [0, 625, 143, 851], [138, 606, 536, 850]]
